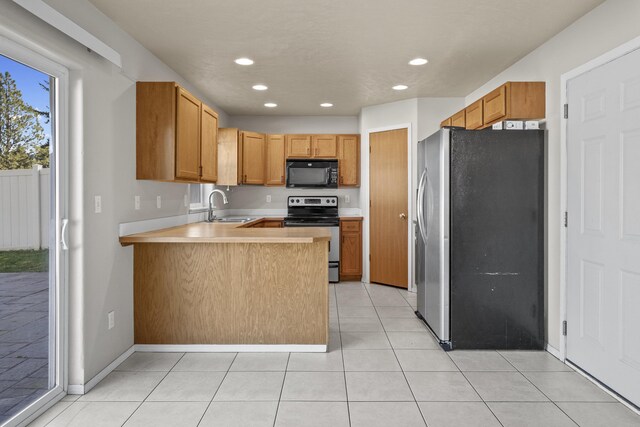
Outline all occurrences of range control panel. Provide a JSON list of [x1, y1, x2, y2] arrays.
[[288, 196, 338, 207]]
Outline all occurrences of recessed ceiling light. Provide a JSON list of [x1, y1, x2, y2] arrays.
[[393, 84, 408, 91], [252, 84, 268, 91], [409, 58, 428, 66], [264, 102, 278, 108], [320, 103, 333, 108], [234, 57, 254, 65]]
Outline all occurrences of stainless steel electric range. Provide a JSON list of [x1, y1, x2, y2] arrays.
[[284, 196, 339, 282]]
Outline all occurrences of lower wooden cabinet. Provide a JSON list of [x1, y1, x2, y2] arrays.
[[340, 218, 362, 281], [247, 219, 284, 228]]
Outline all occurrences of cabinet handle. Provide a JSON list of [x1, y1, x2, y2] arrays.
[[281, 175, 284, 183], [340, 176, 343, 184], [244, 174, 247, 183], [307, 147, 310, 155]]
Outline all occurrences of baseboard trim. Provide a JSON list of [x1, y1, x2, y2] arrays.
[[134, 344, 327, 353], [545, 343, 562, 360], [67, 346, 135, 395]]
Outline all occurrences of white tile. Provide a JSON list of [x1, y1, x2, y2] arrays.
[[229, 352, 289, 371], [287, 351, 344, 371], [338, 306, 378, 318], [339, 317, 384, 332], [556, 402, 640, 427], [405, 371, 481, 402], [488, 402, 578, 427], [345, 372, 413, 401], [349, 402, 426, 427], [47, 402, 139, 427], [342, 349, 401, 371], [340, 332, 391, 349], [498, 351, 572, 372], [115, 352, 183, 371], [214, 372, 284, 401], [395, 350, 458, 371], [146, 371, 225, 401], [27, 402, 73, 427], [376, 306, 417, 318], [172, 353, 236, 371], [419, 402, 501, 427], [522, 372, 616, 402], [281, 371, 346, 401], [199, 401, 278, 427], [449, 351, 516, 371], [381, 317, 428, 332], [464, 372, 548, 402], [275, 402, 349, 427], [387, 331, 439, 349], [78, 371, 165, 402], [124, 402, 208, 427]]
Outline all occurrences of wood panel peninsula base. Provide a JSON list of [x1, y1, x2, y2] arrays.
[[120, 221, 330, 352]]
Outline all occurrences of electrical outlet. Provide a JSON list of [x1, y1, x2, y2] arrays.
[[108, 311, 115, 330], [184, 194, 188, 207], [94, 196, 102, 213], [266, 195, 272, 203], [134, 196, 141, 210], [345, 195, 350, 203], [156, 195, 162, 209]]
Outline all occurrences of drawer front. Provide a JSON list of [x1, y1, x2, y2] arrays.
[[262, 220, 283, 228], [340, 220, 361, 232], [483, 85, 507, 124], [465, 99, 484, 129]]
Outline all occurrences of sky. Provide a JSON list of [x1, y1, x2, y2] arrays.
[[1, 54, 52, 140]]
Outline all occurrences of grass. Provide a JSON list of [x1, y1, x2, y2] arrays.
[[0, 249, 49, 273]]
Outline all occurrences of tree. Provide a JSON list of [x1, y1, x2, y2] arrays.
[[0, 71, 49, 169]]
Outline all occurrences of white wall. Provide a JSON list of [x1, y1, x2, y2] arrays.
[[463, 0, 640, 350], [224, 115, 360, 212], [0, 0, 229, 387]]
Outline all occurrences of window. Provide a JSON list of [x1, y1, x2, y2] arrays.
[[189, 183, 214, 211]]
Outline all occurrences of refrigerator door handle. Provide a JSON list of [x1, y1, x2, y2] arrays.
[[417, 168, 428, 242], [425, 170, 434, 241]]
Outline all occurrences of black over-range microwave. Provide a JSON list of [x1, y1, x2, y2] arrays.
[[286, 159, 338, 188]]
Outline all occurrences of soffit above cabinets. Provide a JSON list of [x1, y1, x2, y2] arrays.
[[56, 0, 603, 115]]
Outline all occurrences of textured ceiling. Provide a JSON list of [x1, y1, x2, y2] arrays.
[[83, 0, 603, 115]]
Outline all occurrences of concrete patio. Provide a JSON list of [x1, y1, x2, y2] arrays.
[[0, 272, 50, 424]]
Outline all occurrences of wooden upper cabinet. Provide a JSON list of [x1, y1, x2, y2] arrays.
[[451, 110, 466, 128], [241, 131, 266, 185], [136, 82, 219, 183], [200, 104, 218, 182], [483, 85, 507, 124], [286, 135, 312, 158], [338, 135, 359, 187], [440, 117, 452, 127], [175, 87, 201, 180], [312, 135, 338, 158], [217, 128, 241, 186], [265, 134, 285, 186], [465, 99, 484, 130]]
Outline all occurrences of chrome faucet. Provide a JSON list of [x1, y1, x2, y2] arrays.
[[206, 189, 229, 222]]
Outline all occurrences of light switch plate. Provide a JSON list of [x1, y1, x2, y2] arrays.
[[156, 196, 162, 209], [134, 196, 140, 210], [345, 195, 350, 203], [94, 196, 102, 213], [266, 195, 272, 203], [108, 311, 115, 330]]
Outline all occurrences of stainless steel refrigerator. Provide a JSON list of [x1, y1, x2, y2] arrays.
[[415, 128, 545, 350]]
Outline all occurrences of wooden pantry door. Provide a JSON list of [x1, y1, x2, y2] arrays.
[[369, 128, 408, 288]]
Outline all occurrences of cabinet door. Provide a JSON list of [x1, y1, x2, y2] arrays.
[[451, 109, 466, 128], [241, 131, 266, 184], [200, 104, 218, 182], [338, 135, 359, 186], [440, 117, 452, 128], [265, 134, 285, 186], [483, 84, 507, 124], [312, 135, 338, 158], [340, 220, 362, 279], [175, 87, 201, 180], [262, 220, 283, 228], [465, 99, 484, 130], [286, 135, 312, 158]]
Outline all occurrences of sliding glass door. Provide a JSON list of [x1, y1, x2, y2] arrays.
[[0, 38, 67, 426]]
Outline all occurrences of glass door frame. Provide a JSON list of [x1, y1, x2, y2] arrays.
[[0, 34, 68, 427]]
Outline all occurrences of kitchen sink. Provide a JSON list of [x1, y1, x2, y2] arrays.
[[211, 217, 255, 223]]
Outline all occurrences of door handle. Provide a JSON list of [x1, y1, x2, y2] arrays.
[[61, 218, 69, 250], [399, 213, 407, 219]]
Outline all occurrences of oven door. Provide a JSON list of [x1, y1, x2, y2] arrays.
[[286, 160, 337, 188]]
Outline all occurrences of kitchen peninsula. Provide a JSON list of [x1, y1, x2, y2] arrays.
[[119, 220, 331, 351]]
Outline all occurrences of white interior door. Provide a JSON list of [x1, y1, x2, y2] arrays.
[[566, 46, 640, 407]]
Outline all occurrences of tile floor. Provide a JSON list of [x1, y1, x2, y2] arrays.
[[28, 281, 640, 426], [0, 273, 50, 424]]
